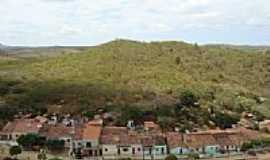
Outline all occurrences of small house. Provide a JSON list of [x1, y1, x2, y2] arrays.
[[40, 123, 75, 148], [166, 132, 190, 155], [72, 119, 103, 157], [101, 126, 144, 159], [0, 118, 45, 141]]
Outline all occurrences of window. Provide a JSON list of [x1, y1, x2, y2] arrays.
[[123, 148, 129, 152], [161, 148, 164, 154], [105, 148, 108, 152], [100, 149, 103, 156], [156, 148, 159, 152], [138, 148, 141, 152], [86, 142, 92, 148]]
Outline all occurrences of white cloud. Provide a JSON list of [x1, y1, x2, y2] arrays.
[[0, 0, 270, 45], [60, 25, 82, 36]]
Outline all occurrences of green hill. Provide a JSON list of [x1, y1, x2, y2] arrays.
[[0, 39, 269, 129]]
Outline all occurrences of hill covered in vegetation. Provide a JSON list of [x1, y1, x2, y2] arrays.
[[0, 39, 269, 130]]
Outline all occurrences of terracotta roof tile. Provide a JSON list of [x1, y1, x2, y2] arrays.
[[40, 124, 74, 139], [166, 132, 185, 148], [81, 123, 102, 140], [1, 119, 43, 134]]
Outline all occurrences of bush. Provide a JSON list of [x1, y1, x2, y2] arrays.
[[211, 112, 240, 129], [3, 157, 18, 160], [115, 105, 144, 126], [46, 139, 65, 151], [179, 90, 199, 107], [241, 138, 270, 151], [9, 146, 22, 157], [37, 150, 47, 160], [165, 154, 177, 160], [48, 158, 63, 160], [187, 153, 200, 159], [17, 134, 45, 150]]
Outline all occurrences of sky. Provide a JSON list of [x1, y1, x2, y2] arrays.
[[0, 0, 270, 46]]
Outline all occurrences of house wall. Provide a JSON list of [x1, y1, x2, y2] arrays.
[[131, 144, 143, 156], [73, 139, 99, 149], [102, 144, 118, 156], [119, 144, 143, 156], [143, 146, 153, 155], [11, 132, 24, 140], [205, 145, 219, 155], [52, 136, 72, 148], [170, 147, 190, 155], [219, 145, 240, 153], [119, 146, 132, 155], [153, 145, 167, 155]]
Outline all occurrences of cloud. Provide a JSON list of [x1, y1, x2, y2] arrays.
[[60, 25, 82, 36], [0, 0, 270, 46]]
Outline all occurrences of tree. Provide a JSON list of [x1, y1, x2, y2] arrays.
[[178, 90, 199, 107], [165, 154, 177, 160], [37, 150, 47, 160], [187, 153, 200, 160], [175, 56, 181, 65], [211, 112, 240, 129], [115, 106, 144, 126], [3, 157, 18, 160], [17, 134, 45, 150], [48, 158, 63, 160], [9, 146, 22, 157], [46, 139, 65, 151]]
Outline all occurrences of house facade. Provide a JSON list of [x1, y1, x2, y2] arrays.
[[166, 132, 190, 156], [39, 123, 75, 148], [72, 119, 103, 157], [101, 127, 144, 159], [0, 116, 263, 160]]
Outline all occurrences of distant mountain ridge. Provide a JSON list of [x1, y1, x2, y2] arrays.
[[0, 39, 269, 130]]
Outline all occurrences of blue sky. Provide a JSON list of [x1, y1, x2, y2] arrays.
[[1, 0, 270, 46]]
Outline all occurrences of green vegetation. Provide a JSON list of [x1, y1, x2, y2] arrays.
[[48, 158, 63, 160], [0, 39, 269, 130], [165, 154, 177, 160], [37, 150, 47, 160], [46, 139, 65, 151], [17, 134, 46, 150], [9, 146, 22, 157], [17, 134, 65, 152], [241, 138, 270, 151]]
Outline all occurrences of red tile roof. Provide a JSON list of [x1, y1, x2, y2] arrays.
[[1, 119, 43, 134], [184, 133, 217, 149], [74, 120, 103, 140], [40, 124, 74, 139], [82, 124, 102, 140], [166, 132, 185, 148]]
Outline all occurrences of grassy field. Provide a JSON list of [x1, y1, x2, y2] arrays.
[[0, 39, 269, 128]]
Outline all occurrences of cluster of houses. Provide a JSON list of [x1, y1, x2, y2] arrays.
[[0, 115, 262, 159]]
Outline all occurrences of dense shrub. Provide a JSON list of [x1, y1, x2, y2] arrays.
[[17, 134, 46, 150], [46, 139, 65, 151], [211, 112, 240, 129], [3, 157, 18, 160], [48, 158, 63, 160], [241, 138, 270, 151], [9, 146, 22, 157], [165, 154, 177, 160], [179, 90, 199, 107], [115, 105, 144, 126]]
